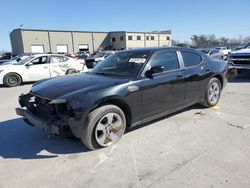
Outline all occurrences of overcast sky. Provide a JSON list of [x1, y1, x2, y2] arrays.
[[1, 0, 250, 51]]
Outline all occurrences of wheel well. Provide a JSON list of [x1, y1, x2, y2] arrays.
[[95, 99, 132, 127], [213, 75, 223, 88], [66, 68, 77, 74], [4, 72, 23, 83]]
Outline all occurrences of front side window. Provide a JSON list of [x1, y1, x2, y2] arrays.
[[150, 51, 179, 72], [181, 51, 202, 67], [92, 52, 150, 78], [31, 56, 48, 65]]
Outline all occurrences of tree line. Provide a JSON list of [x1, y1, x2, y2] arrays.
[[173, 34, 250, 48]]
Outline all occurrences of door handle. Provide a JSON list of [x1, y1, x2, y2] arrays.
[[44, 67, 48, 69], [177, 75, 183, 78], [205, 69, 210, 72]]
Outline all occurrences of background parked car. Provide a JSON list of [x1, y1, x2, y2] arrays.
[[228, 41, 250, 74], [198, 48, 225, 60], [1, 53, 32, 65], [215, 47, 231, 59], [0, 52, 12, 64], [0, 54, 87, 87], [85, 51, 115, 68]]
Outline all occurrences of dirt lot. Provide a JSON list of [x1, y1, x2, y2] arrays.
[[0, 75, 250, 188]]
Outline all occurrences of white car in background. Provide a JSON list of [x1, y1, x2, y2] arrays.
[[0, 54, 88, 87], [215, 47, 231, 58], [198, 49, 225, 60]]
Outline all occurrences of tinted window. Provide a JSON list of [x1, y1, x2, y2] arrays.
[[151, 52, 179, 71], [137, 36, 141, 40], [31, 56, 48, 65], [112, 37, 116, 42], [128, 36, 133, 40], [211, 49, 219, 54], [181, 52, 202, 67], [151, 36, 155, 40]]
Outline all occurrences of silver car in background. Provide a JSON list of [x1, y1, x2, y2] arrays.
[[198, 48, 225, 60]]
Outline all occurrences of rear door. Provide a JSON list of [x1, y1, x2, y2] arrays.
[[25, 56, 50, 81], [180, 51, 211, 105], [49, 55, 71, 77], [141, 50, 185, 119]]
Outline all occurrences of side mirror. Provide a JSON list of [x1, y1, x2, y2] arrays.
[[145, 65, 164, 78], [25, 62, 33, 66]]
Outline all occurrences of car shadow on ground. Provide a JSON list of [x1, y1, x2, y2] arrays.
[[0, 118, 89, 160], [0, 105, 205, 160]]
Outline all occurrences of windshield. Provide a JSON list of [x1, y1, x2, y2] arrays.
[[91, 51, 150, 78], [14, 56, 34, 65], [244, 42, 250, 49]]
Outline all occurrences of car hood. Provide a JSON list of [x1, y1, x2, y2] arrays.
[[230, 48, 250, 55], [0, 64, 17, 69], [31, 73, 128, 100]]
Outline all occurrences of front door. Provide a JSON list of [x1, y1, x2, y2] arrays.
[[25, 56, 50, 81], [141, 51, 185, 120]]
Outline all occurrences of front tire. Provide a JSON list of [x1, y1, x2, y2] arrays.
[[3, 73, 22, 87], [201, 78, 221, 107], [81, 105, 126, 150]]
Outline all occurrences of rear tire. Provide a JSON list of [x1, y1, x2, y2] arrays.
[[201, 78, 221, 107], [66, 69, 78, 75], [81, 105, 126, 150], [3, 73, 22, 87]]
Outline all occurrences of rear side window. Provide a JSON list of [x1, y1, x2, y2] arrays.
[[181, 52, 202, 67], [51, 56, 68, 63], [150, 51, 179, 71]]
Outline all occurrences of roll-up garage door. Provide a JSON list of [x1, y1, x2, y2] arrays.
[[57, 45, 68, 53], [31, 45, 44, 53]]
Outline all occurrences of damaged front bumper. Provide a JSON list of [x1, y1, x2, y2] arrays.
[[16, 107, 60, 135], [16, 93, 86, 138]]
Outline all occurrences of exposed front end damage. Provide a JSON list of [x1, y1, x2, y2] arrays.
[[16, 92, 84, 138]]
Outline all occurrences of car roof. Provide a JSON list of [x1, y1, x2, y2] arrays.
[[117, 46, 198, 54], [30, 54, 67, 57]]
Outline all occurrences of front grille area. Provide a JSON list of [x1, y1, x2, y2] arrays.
[[25, 93, 57, 120], [232, 60, 250, 65], [33, 96, 56, 119], [232, 55, 250, 59]]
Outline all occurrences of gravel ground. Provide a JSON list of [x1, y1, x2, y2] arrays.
[[0, 75, 250, 188]]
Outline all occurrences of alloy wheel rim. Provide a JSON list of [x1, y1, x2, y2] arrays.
[[95, 112, 125, 147], [8, 76, 17, 84], [208, 82, 220, 104]]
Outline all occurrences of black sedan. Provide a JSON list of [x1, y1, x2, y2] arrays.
[[16, 47, 228, 150]]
